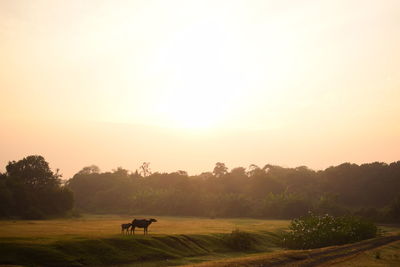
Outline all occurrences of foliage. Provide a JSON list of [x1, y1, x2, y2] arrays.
[[282, 213, 378, 249], [313, 194, 348, 216], [223, 229, 256, 251], [6, 155, 61, 189], [387, 195, 400, 222], [261, 193, 312, 219], [63, 161, 400, 222], [3, 157, 400, 222], [0, 155, 73, 218], [213, 162, 228, 178]]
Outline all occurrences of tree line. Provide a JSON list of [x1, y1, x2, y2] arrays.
[[1, 155, 399, 222], [67, 160, 400, 222]]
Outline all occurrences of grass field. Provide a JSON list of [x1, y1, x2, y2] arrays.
[[0, 215, 398, 267], [0, 214, 289, 241], [0, 215, 288, 266]]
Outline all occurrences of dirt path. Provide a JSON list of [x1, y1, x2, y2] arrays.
[[185, 235, 400, 267]]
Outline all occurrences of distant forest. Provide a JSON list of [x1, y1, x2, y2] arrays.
[[1, 156, 400, 222], [67, 161, 400, 222]]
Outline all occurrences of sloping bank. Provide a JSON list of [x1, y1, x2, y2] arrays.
[[0, 231, 281, 267], [184, 234, 400, 267]]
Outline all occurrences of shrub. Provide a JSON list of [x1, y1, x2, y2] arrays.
[[223, 229, 256, 251], [66, 208, 82, 218], [22, 207, 45, 220], [282, 212, 378, 249]]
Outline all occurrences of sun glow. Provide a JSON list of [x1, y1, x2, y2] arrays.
[[1, 0, 400, 178], [149, 19, 246, 130]]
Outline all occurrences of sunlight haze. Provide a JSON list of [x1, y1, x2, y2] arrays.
[[1, 0, 399, 178]]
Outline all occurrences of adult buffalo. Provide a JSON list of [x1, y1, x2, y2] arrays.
[[131, 218, 157, 235]]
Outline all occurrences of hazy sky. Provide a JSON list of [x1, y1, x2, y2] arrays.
[[1, 0, 399, 178]]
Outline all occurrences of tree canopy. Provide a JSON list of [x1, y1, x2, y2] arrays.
[[0, 155, 73, 219], [66, 161, 400, 222], [1, 156, 399, 222]]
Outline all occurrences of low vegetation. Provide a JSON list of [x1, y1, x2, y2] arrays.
[[282, 213, 378, 249], [222, 229, 257, 251]]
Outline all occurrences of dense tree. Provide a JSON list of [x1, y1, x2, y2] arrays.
[[213, 162, 228, 177], [77, 165, 100, 175], [388, 195, 400, 222], [4, 157, 396, 221], [2, 155, 399, 220], [6, 155, 61, 190], [0, 155, 73, 219], [0, 174, 14, 217], [65, 160, 400, 222]]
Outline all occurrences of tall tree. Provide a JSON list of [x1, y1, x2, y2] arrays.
[[6, 155, 61, 190], [5, 155, 73, 218], [213, 162, 228, 178], [139, 162, 151, 177]]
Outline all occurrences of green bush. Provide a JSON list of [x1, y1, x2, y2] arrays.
[[223, 229, 256, 251], [282, 213, 378, 249]]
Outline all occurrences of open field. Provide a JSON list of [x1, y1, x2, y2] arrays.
[[0, 214, 289, 242], [0, 215, 287, 266], [0, 215, 399, 267]]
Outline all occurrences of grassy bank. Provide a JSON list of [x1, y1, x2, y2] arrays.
[[0, 231, 282, 266], [0, 215, 287, 266], [327, 240, 400, 266]]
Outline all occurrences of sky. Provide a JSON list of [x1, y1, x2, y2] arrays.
[[1, 0, 399, 178]]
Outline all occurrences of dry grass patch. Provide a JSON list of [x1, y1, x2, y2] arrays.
[[0, 215, 289, 243]]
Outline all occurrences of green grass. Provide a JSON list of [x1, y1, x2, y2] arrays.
[[0, 215, 287, 266]]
